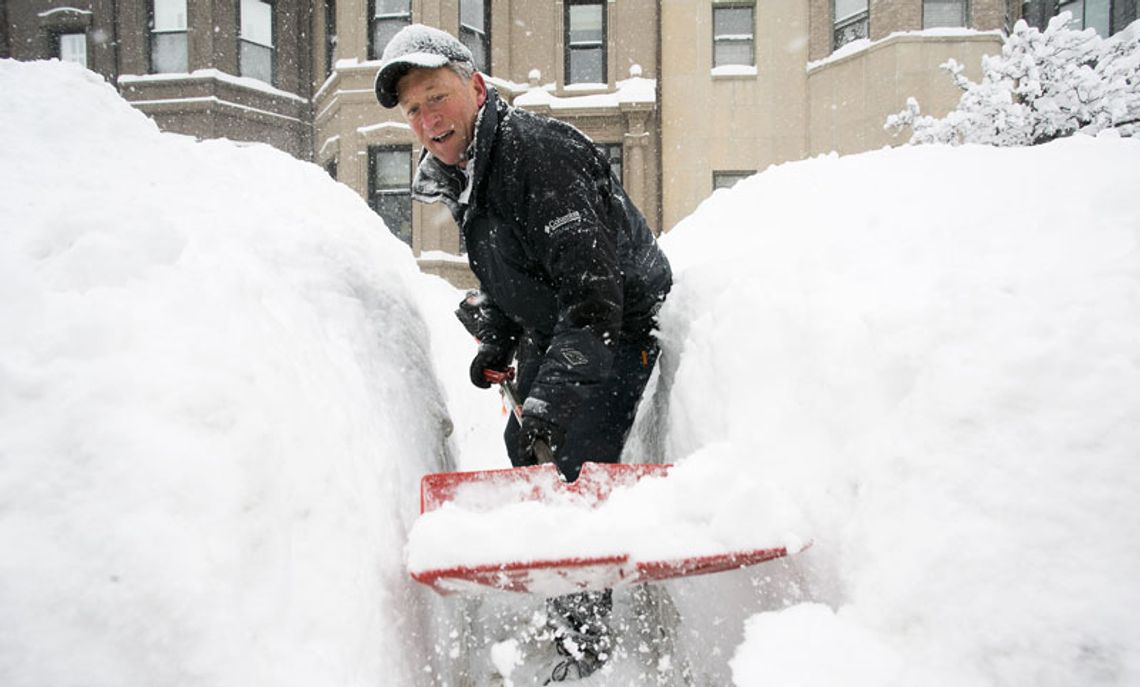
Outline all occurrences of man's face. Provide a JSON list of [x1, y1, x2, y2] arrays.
[[397, 67, 487, 168]]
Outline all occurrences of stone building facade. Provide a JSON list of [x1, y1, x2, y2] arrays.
[[6, 1, 1134, 286]]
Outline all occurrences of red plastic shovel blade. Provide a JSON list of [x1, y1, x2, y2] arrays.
[[411, 546, 796, 596], [411, 462, 803, 596], [419, 462, 671, 513]]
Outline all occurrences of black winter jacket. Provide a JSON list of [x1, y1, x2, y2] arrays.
[[412, 88, 672, 428]]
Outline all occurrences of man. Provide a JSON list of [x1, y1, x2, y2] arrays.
[[375, 24, 672, 682]]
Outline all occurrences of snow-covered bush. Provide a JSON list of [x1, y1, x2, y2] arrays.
[[886, 13, 1139, 145]]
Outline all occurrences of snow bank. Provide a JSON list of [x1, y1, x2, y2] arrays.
[[653, 136, 1140, 685], [0, 60, 451, 686]]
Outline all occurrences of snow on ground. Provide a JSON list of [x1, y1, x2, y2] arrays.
[[0, 60, 454, 686], [647, 136, 1140, 685], [3, 57, 1140, 687]]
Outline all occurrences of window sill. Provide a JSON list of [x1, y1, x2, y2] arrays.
[[711, 65, 758, 79]]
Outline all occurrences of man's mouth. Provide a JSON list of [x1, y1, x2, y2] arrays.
[[431, 130, 454, 144]]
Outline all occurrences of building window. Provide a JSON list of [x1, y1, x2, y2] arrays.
[[460, 0, 490, 73], [325, 158, 338, 180], [239, 0, 274, 84], [713, 170, 753, 191], [603, 143, 623, 184], [370, 0, 411, 61], [833, 0, 869, 50], [325, 0, 337, 76], [150, 0, 188, 73], [565, 0, 606, 85], [1022, 0, 1131, 35], [924, 0, 968, 28], [54, 32, 88, 67], [713, 4, 755, 67], [1058, 0, 1112, 35], [369, 147, 413, 245]]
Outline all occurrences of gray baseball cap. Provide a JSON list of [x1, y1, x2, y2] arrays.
[[374, 24, 475, 108]]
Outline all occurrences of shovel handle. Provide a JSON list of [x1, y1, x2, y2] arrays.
[[533, 440, 555, 466], [484, 368, 524, 423]]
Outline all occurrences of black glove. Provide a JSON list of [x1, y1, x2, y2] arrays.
[[518, 414, 565, 465], [468, 344, 513, 389]]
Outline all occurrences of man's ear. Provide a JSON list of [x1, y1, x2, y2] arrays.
[[472, 72, 488, 108]]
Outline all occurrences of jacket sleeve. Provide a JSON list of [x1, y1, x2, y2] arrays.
[[476, 294, 522, 355], [513, 139, 623, 427]]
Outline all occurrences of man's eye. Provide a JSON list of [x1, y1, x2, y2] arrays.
[[430, 94, 446, 105]]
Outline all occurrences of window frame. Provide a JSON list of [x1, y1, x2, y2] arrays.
[[238, 0, 276, 85], [148, 0, 189, 74], [1056, 0, 1113, 36], [923, 0, 970, 28], [325, 0, 337, 76], [603, 143, 623, 185], [564, 0, 607, 85], [369, 0, 412, 61], [53, 31, 89, 67], [833, 0, 869, 51], [713, 170, 754, 191], [459, 0, 491, 74], [712, 3, 756, 68], [368, 145, 414, 245]]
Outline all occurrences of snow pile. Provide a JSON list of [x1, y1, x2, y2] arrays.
[[0, 60, 451, 686], [653, 137, 1140, 685], [5, 57, 1140, 687]]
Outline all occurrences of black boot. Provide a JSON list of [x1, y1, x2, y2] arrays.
[[543, 589, 613, 683]]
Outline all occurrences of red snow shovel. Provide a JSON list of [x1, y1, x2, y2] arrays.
[[411, 459, 801, 596], [417, 295, 804, 595]]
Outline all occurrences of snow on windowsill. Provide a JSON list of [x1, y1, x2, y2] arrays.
[[514, 76, 656, 111], [711, 64, 759, 79], [417, 250, 468, 264], [807, 27, 1003, 72], [118, 69, 309, 104]]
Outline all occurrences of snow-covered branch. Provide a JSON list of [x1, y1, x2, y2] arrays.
[[886, 13, 1140, 145]]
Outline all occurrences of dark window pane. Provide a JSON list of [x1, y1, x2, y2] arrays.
[[375, 194, 412, 244], [569, 47, 604, 83], [372, 17, 409, 58], [461, 29, 489, 72], [924, 0, 967, 27], [714, 7, 753, 37], [569, 4, 604, 44], [241, 41, 273, 82], [58, 33, 88, 66], [375, 0, 410, 16], [1058, 1, 1083, 28], [834, 12, 868, 49], [373, 150, 410, 187], [605, 143, 622, 183], [151, 32, 188, 72], [325, 0, 337, 75], [241, 0, 273, 46], [715, 40, 754, 67], [153, 0, 187, 31], [835, 0, 868, 22], [713, 171, 753, 190], [460, 0, 485, 32], [1086, 0, 1111, 35]]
